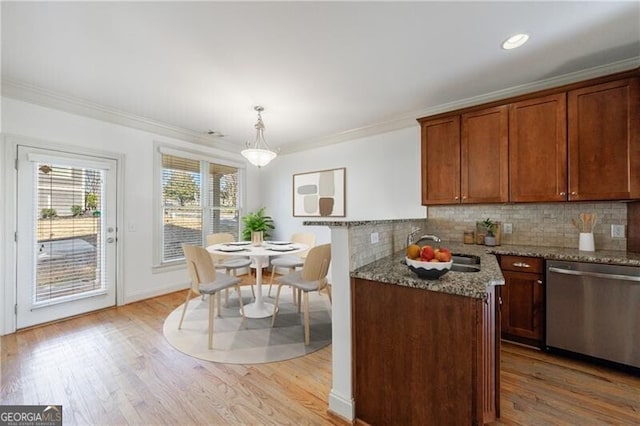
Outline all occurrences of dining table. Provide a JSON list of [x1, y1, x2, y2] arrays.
[[206, 241, 308, 318]]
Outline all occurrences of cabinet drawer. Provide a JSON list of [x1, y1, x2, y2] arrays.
[[500, 255, 543, 274]]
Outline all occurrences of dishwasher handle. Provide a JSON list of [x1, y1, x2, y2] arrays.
[[548, 266, 640, 282]]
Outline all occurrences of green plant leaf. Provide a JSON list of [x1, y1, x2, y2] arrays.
[[241, 207, 275, 240]]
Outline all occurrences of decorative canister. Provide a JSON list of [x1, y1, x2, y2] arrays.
[[463, 231, 475, 244]]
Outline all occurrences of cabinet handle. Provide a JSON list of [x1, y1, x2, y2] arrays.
[[462, 196, 467, 200], [454, 196, 459, 200], [571, 191, 577, 195], [537, 280, 543, 285], [560, 192, 566, 196], [513, 262, 530, 268], [498, 296, 503, 305]]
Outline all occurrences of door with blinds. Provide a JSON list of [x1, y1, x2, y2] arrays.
[[15, 146, 118, 328]]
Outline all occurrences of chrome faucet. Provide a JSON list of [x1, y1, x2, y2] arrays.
[[418, 234, 442, 244], [406, 227, 422, 246]]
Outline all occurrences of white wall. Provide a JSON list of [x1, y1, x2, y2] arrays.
[[0, 96, 426, 336], [260, 126, 427, 244], [0, 97, 262, 334]]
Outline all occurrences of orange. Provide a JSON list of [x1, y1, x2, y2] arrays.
[[406, 244, 421, 259]]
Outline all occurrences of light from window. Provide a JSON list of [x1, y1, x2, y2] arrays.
[[160, 154, 241, 263]]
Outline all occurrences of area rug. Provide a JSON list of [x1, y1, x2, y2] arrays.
[[163, 287, 332, 364]]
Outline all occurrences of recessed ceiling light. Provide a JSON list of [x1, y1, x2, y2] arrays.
[[502, 33, 529, 50]]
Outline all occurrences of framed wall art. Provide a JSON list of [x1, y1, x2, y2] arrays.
[[293, 167, 345, 217]]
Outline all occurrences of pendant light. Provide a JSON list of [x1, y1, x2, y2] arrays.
[[241, 106, 278, 167]]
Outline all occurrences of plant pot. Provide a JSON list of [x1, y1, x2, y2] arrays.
[[484, 235, 497, 247], [476, 221, 501, 245], [251, 231, 264, 246]]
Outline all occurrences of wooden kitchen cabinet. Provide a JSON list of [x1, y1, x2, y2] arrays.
[[420, 105, 508, 205], [509, 93, 567, 202], [567, 77, 640, 201], [418, 70, 640, 205], [499, 255, 544, 348], [420, 115, 460, 204], [352, 278, 499, 425], [461, 105, 509, 203]]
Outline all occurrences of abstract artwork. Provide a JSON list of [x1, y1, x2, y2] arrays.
[[293, 168, 345, 217]]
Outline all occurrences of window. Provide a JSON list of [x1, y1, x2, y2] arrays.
[[35, 162, 106, 302], [158, 147, 243, 265]]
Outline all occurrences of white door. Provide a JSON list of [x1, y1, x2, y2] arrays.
[[16, 146, 118, 328]]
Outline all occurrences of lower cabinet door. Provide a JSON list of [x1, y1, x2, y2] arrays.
[[501, 270, 544, 345]]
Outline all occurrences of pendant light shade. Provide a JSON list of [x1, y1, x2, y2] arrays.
[[241, 106, 278, 167]]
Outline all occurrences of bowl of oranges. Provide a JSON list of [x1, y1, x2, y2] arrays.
[[405, 244, 453, 280]]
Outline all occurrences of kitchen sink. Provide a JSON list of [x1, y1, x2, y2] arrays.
[[451, 254, 481, 273]]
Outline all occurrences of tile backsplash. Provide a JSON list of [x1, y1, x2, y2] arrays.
[[425, 202, 628, 251], [349, 219, 428, 270]]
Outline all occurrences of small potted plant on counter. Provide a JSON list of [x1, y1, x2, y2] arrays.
[[482, 218, 497, 246]]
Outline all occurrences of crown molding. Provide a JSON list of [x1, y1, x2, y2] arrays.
[[279, 56, 640, 154], [3, 56, 639, 156], [1, 79, 242, 153]]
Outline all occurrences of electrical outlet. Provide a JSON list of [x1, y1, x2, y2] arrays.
[[503, 223, 513, 234], [611, 224, 625, 238], [370, 232, 379, 244]]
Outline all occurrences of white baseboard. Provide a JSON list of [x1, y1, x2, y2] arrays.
[[328, 390, 355, 421], [123, 281, 188, 305]]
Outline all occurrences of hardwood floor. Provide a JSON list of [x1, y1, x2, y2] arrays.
[[495, 343, 640, 425], [2, 288, 639, 425]]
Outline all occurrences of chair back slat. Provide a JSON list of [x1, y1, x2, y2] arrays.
[[206, 233, 235, 245], [206, 233, 236, 264], [302, 244, 331, 284], [291, 232, 316, 258], [182, 244, 217, 293]]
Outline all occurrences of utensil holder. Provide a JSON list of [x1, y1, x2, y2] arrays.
[[579, 232, 595, 252]]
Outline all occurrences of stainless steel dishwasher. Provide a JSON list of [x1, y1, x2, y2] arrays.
[[546, 260, 640, 369]]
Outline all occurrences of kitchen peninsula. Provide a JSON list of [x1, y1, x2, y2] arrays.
[[352, 244, 503, 425], [303, 219, 504, 424]]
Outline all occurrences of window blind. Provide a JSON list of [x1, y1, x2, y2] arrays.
[[208, 162, 240, 237], [160, 153, 241, 263], [161, 155, 202, 261], [35, 163, 105, 303]]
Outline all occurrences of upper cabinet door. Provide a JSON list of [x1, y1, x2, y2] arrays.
[[568, 78, 640, 201], [420, 116, 461, 205], [509, 93, 567, 202], [461, 106, 509, 204]]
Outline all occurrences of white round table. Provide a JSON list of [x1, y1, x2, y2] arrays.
[[207, 242, 308, 318]]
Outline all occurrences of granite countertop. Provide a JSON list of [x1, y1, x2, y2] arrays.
[[351, 243, 640, 300], [351, 243, 505, 300], [487, 244, 640, 267]]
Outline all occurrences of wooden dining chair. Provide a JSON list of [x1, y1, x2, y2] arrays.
[[271, 244, 331, 345], [206, 233, 254, 302], [267, 232, 316, 299], [179, 244, 246, 349]]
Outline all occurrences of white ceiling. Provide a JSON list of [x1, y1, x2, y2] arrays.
[[2, 1, 639, 153]]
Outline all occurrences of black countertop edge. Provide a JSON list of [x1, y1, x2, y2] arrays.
[[303, 218, 426, 227]]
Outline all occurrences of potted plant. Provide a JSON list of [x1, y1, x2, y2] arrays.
[[241, 207, 275, 244], [482, 218, 497, 246]]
